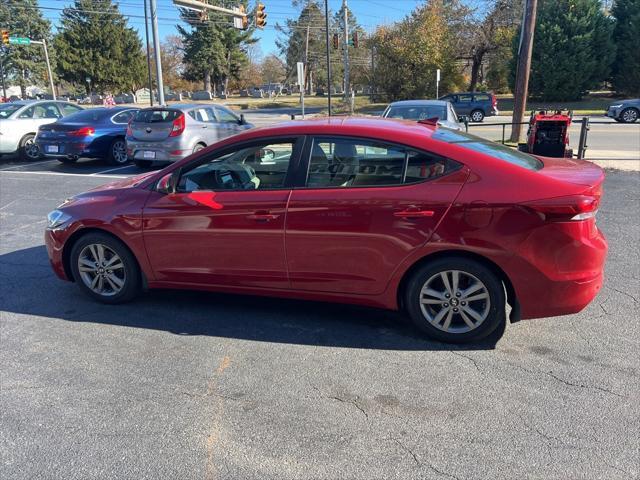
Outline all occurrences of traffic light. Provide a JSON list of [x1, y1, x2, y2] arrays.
[[240, 5, 248, 30], [255, 3, 266, 29], [352, 31, 359, 48], [1, 30, 9, 45], [332, 33, 339, 50]]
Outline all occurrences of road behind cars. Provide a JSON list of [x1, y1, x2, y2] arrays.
[[0, 159, 638, 478]]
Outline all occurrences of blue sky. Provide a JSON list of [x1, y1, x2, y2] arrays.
[[38, 0, 422, 57]]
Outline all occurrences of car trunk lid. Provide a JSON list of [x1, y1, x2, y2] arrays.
[[536, 156, 605, 189]]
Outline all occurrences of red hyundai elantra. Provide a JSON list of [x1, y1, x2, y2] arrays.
[[45, 117, 607, 343]]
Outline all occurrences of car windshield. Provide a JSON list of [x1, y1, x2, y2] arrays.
[[0, 104, 22, 118], [134, 109, 181, 123], [385, 105, 447, 121], [432, 128, 543, 170]]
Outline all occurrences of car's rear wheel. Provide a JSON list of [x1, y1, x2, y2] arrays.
[[70, 232, 140, 303], [404, 257, 505, 343], [470, 110, 485, 122], [20, 134, 40, 161], [134, 160, 152, 169], [620, 107, 639, 123], [107, 137, 129, 165]]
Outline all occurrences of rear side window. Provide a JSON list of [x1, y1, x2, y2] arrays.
[[61, 103, 83, 116], [306, 137, 460, 188], [134, 109, 180, 123], [474, 94, 490, 102], [458, 94, 473, 102], [112, 110, 136, 124], [432, 129, 543, 170], [63, 109, 111, 122], [385, 105, 446, 121]]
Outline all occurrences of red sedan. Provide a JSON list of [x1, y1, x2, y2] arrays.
[[45, 118, 607, 343]]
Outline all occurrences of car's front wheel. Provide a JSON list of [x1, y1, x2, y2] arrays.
[[404, 257, 505, 343], [70, 232, 140, 303], [620, 107, 639, 123]]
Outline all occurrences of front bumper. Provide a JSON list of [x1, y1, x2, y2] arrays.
[[45, 227, 71, 281], [606, 108, 620, 119]]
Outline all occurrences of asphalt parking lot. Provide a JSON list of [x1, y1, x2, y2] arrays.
[[0, 159, 639, 479]]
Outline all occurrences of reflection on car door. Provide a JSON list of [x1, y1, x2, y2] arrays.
[[142, 137, 304, 289], [284, 136, 469, 295]]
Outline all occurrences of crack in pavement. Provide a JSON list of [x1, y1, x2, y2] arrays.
[[450, 350, 484, 375], [329, 395, 369, 419], [393, 438, 420, 467], [604, 285, 639, 304]]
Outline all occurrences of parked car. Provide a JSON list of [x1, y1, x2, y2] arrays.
[[45, 117, 607, 344], [606, 99, 639, 123], [126, 104, 254, 168], [35, 107, 139, 165], [382, 100, 466, 130], [0, 100, 84, 160], [439, 92, 498, 122]]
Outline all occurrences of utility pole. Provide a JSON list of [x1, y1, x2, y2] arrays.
[[144, 0, 154, 106], [149, 0, 165, 105], [342, 0, 350, 102], [0, 50, 6, 100], [509, 0, 537, 143], [324, 0, 332, 116], [370, 44, 375, 101]]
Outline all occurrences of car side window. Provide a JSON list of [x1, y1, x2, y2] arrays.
[[61, 103, 82, 116], [473, 94, 490, 102], [307, 138, 405, 188], [112, 110, 136, 124], [405, 151, 460, 183], [18, 106, 35, 119], [177, 141, 296, 192], [214, 107, 239, 124], [458, 94, 473, 103]]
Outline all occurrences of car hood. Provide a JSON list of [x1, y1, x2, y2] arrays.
[[87, 171, 157, 192]]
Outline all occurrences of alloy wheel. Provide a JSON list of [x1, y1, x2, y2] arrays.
[[419, 270, 491, 334], [471, 111, 484, 122], [112, 140, 128, 164], [77, 243, 126, 297], [24, 138, 40, 160], [621, 108, 638, 123]]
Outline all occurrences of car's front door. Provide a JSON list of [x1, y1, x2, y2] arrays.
[[142, 137, 304, 289], [284, 136, 468, 295]]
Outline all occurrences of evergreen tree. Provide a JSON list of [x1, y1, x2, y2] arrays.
[[0, 0, 54, 98], [54, 0, 145, 94], [611, 0, 640, 95], [332, 4, 368, 92], [519, 0, 615, 101]]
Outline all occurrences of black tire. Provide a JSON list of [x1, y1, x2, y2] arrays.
[[470, 109, 485, 122], [20, 134, 41, 161], [107, 137, 129, 165], [134, 160, 152, 169], [619, 107, 639, 123], [192, 142, 206, 154], [69, 232, 140, 304], [404, 257, 506, 344]]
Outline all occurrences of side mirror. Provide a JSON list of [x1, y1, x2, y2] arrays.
[[156, 171, 179, 195], [239, 113, 246, 125]]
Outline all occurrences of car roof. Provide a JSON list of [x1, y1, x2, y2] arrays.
[[387, 100, 449, 107], [139, 103, 229, 111]]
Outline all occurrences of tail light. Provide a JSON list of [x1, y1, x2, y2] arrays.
[[126, 120, 133, 137], [169, 114, 185, 137], [69, 127, 95, 137], [524, 192, 601, 221]]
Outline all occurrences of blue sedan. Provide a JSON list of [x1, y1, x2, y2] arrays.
[[35, 107, 138, 164]]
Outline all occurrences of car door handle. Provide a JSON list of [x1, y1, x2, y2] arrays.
[[247, 211, 280, 222], [393, 210, 435, 218]]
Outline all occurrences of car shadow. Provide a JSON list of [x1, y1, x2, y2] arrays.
[[0, 246, 505, 351]]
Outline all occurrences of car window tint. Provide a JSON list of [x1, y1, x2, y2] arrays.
[[134, 109, 180, 123], [385, 105, 446, 120], [431, 129, 543, 170], [215, 107, 239, 123], [307, 138, 405, 188], [474, 94, 490, 101], [42, 103, 63, 118], [458, 94, 473, 102], [18, 106, 35, 118], [177, 141, 295, 192], [61, 103, 82, 116], [112, 110, 136, 124], [405, 151, 461, 183]]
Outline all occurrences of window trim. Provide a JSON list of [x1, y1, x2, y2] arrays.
[[296, 135, 462, 190], [169, 135, 307, 193]]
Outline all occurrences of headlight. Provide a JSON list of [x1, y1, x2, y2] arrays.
[[47, 209, 72, 229], [610, 104, 623, 108]]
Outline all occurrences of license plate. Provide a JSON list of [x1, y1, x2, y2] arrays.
[[143, 150, 156, 159], [47, 145, 59, 153]]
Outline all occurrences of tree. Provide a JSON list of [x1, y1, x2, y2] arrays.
[[0, 0, 54, 98], [332, 4, 368, 92], [371, 0, 464, 101], [611, 0, 640, 95], [518, 0, 615, 101], [54, 0, 146, 94], [261, 54, 286, 84], [178, 2, 255, 94]]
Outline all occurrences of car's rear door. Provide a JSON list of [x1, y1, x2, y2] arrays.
[[284, 136, 468, 295], [142, 136, 305, 289]]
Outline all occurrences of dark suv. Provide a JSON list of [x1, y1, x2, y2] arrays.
[[439, 92, 498, 122]]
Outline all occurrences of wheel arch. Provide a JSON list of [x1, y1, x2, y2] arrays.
[[61, 227, 147, 289], [396, 249, 520, 323]]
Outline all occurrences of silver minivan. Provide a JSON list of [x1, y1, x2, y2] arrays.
[[126, 104, 254, 167]]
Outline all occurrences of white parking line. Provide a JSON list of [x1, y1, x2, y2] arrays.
[[90, 165, 134, 175], [0, 170, 128, 179], [0, 159, 58, 171]]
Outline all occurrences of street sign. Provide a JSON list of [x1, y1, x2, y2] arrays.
[[436, 69, 441, 82], [9, 37, 31, 45], [297, 62, 304, 87]]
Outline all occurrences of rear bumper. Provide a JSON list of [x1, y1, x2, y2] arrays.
[[37, 139, 103, 159], [126, 137, 191, 163]]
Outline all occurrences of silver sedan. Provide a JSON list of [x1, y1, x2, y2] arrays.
[[0, 100, 84, 160], [382, 100, 466, 130]]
